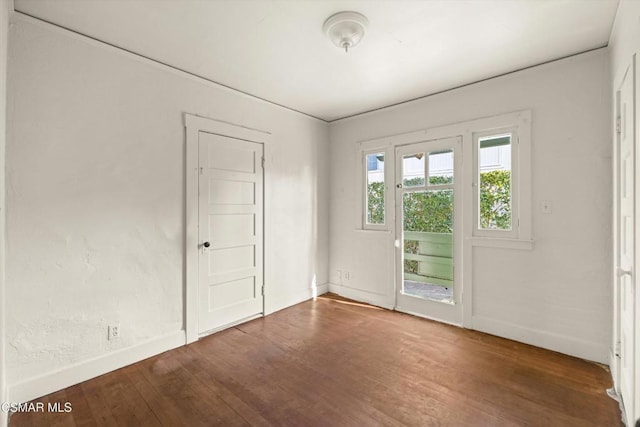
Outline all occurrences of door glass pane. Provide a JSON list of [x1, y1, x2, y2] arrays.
[[478, 135, 511, 230], [403, 153, 425, 187], [428, 150, 453, 185], [402, 189, 454, 303], [365, 152, 384, 225]]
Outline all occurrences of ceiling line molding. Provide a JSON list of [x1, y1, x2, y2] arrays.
[[12, 9, 609, 125], [11, 10, 329, 124]]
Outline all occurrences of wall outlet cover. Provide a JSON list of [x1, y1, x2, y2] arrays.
[[108, 324, 120, 340]]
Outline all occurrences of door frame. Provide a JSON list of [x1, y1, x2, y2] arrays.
[[394, 136, 464, 325], [184, 114, 272, 344], [612, 55, 638, 426]]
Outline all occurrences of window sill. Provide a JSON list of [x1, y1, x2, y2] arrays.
[[469, 237, 534, 250]]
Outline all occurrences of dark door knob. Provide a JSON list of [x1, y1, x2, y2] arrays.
[[203, 242, 210, 248]]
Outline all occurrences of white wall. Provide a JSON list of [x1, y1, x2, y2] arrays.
[[0, 1, 10, 426], [609, 0, 640, 423], [5, 14, 329, 400], [329, 49, 612, 363]]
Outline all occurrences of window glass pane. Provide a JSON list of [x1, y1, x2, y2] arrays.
[[402, 190, 454, 303], [367, 154, 378, 171], [428, 150, 453, 185], [479, 134, 511, 230], [403, 153, 425, 187], [366, 152, 384, 225]]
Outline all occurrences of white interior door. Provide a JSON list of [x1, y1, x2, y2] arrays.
[[395, 136, 463, 325], [616, 59, 636, 425], [198, 131, 264, 334]]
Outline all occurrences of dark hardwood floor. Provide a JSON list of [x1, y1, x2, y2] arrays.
[[10, 294, 621, 426]]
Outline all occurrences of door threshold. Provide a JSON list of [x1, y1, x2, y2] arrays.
[[394, 307, 462, 328], [198, 313, 264, 338]]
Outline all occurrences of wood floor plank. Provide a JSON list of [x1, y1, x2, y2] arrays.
[[135, 350, 250, 426], [211, 326, 405, 426], [43, 390, 75, 427], [239, 303, 530, 426], [124, 364, 185, 427], [171, 346, 274, 427], [64, 384, 98, 427], [9, 294, 622, 426]]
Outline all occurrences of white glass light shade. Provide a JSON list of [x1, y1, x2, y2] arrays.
[[322, 11, 368, 52]]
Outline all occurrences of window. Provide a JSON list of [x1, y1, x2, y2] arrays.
[[478, 134, 512, 231], [365, 152, 385, 226], [473, 126, 525, 240], [359, 110, 531, 246]]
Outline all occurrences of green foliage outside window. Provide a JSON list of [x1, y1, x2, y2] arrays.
[[366, 170, 511, 232], [402, 177, 453, 233], [479, 170, 511, 230], [366, 181, 385, 224]]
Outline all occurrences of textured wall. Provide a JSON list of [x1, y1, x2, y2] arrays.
[[329, 50, 611, 363], [6, 16, 329, 385]]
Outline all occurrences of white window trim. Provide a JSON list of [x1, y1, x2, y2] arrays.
[[469, 110, 532, 246], [357, 110, 532, 246], [356, 110, 532, 329]]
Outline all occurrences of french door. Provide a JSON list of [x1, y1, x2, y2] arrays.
[[395, 136, 463, 325]]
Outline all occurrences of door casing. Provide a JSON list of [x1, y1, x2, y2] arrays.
[[394, 136, 464, 325], [613, 55, 638, 426], [185, 114, 271, 344]]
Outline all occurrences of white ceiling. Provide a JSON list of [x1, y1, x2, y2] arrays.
[[14, 0, 619, 122]]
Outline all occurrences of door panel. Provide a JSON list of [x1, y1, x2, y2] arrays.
[[209, 214, 254, 241], [617, 60, 636, 425], [395, 136, 463, 325], [209, 179, 255, 205], [198, 132, 264, 334]]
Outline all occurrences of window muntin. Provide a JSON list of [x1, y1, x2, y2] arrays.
[[428, 150, 454, 185], [402, 149, 454, 188], [365, 152, 385, 226], [402, 153, 425, 187], [359, 110, 530, 245]]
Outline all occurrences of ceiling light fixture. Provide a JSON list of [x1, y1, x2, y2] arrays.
[[323, 11, 368, 53]]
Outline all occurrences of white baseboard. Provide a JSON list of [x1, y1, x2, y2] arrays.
[[472, 315, 609, 364], [325, 285, 609, 364], [327, 283, 394, 310], [316, 283, 329, 296], [265, 283, 329, 315], [8, 331, 186, 404], [609, 348, 618, 387]]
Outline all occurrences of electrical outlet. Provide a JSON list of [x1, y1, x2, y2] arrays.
[[108, 324, 120, 340], [344, 271, 350, 280]]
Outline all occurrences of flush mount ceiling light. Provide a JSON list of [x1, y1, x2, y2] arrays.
[[323, 11, 368, 53]]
